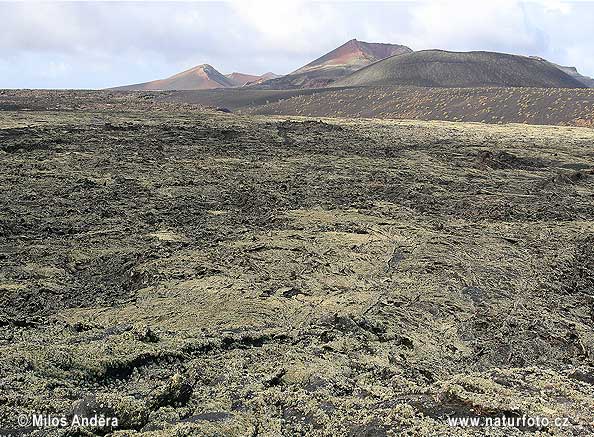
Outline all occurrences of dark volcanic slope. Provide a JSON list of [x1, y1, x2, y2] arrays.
[[333, 50, 587, 88], [530, 56, 594, 88], [153, 88, 342, 110], [112, 64, 235, 91], [26, 86, 591, 128], [253, 39, 412, 89], [243, 86, 594, 127], [554, 64, 594, 88]]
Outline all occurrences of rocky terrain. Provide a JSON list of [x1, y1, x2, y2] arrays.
[[5, 88, 594, 128], [1, 90, 594, 435]]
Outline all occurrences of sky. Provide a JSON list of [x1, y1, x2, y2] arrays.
[[1, 0, 593, 89]]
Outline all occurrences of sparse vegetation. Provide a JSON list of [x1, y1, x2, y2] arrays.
[[243, 86, 594, 126], [1, 91, 594, 435]]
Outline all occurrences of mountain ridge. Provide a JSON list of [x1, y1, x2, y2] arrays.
[[332, 49, 586, 88], [110, 41, 591, 91], [112, 64, 234, 91], [112, 65, 279, 91], [252, 39, 412, 89], [225, 72, 281, 87]]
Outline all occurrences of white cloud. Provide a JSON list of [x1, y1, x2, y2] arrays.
[[405, 1, 541, 53], [0, 0, 592, 88]]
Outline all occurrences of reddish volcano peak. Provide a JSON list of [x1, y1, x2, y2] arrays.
[[293, 39, 412, 74]]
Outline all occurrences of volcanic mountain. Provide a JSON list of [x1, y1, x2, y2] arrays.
[[112, 64, 235, 91], [528, 57, 594, 88], [252, 39, 412, 89], [113, 66, 281, 91], [333, 50, 586, 88], [225, 72, 281, 87], [551, 64, 594, 87]]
